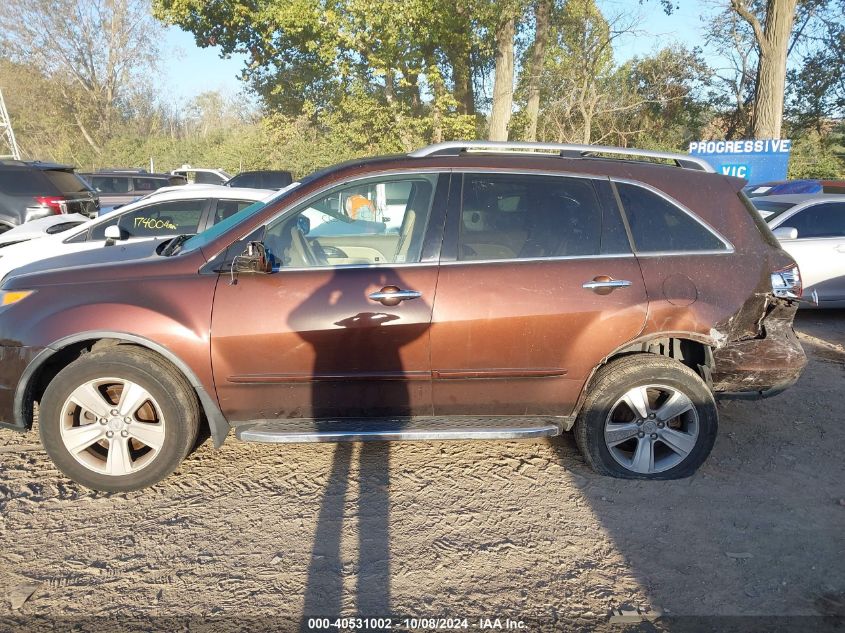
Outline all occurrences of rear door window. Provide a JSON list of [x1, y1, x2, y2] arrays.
[[212, 199, 259, 224], [458, 173, 615, 261], [91, 199, 207, 240], [615, 182, 727, 253], [784, 202, 845, 238]]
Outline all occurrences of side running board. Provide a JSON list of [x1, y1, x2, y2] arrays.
[[235, 416, 564, 444]]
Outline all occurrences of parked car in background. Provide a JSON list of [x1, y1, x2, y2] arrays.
[[0, 213, 90, 248], [80, 170, 187, 211], [761, 194, 845, 308], [0, 185, 273, 282], [744, 179, 845, 198], [0, 142, 807, 492], [171, 165, 232, 185], [225, 170, 294, 190], [0, 160, 99, 232], [750, 194, 810, 219]]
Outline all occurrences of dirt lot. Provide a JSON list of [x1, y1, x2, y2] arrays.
[[1, 312, 844, 632]]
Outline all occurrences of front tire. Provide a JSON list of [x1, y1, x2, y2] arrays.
[[574, 354, 718, 480], [39, 346, 200, 492]]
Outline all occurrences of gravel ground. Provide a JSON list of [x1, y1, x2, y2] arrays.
[[1, 311, 844, 632]]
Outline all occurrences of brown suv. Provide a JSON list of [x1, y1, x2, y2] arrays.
[[0, 142, 807, 491]]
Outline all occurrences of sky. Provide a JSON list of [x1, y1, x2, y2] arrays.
[[159, 0, 718, 105]]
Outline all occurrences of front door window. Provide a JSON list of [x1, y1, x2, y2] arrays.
[[263, 174, 438, 268]]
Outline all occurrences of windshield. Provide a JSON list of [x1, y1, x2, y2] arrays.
[[180, 182, 301, 253], [752, 199, 798, 223]]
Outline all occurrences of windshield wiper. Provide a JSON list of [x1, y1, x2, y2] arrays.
[[162, 234, 191, 256]]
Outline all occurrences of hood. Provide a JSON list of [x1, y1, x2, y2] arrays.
[[2, 238, 167, 288]]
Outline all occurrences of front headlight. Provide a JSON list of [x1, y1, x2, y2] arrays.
[[0, 290, 35, 307]]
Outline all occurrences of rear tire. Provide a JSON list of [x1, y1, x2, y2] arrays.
[[574, 354, 718, 480], [39, 346, 200, 492]]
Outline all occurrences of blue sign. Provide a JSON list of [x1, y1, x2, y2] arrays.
[[688, 139, 791, 185]]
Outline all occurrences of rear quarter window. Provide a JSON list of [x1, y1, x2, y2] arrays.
[[615, 182, 727, 253]]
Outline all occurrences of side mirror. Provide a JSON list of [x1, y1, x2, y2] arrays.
[[233, 241, 273, 276], [104, 225, 125, 240], [104, 224, 128, 246], [773, 226, 798, 240]]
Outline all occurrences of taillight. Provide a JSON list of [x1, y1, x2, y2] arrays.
[[771, 265, 802, 298], [34, 196, 67, 214]]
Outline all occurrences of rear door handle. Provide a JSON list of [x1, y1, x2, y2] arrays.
[[368, 286, 422, 306]]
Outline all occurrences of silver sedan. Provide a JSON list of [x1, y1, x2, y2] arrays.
[[755, 194, 845, 308]]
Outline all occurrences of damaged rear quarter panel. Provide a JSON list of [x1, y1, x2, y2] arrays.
[[710, 296, 806, 395]]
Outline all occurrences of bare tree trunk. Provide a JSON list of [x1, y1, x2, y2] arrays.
[[525, 0, 552, 141], [731, 0, 798, 139], [489, 17, 515, 141], [72, 111, 102, 155]]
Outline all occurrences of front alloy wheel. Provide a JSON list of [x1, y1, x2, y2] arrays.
[[60, 378, 166, 476], [40, 346, 200, 492]]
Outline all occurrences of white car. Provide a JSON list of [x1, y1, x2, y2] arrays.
[[0, 185, 273, 282], [0, 213, 90, 248], [762, 194, 845, 308], [171, 165, 232, 186]]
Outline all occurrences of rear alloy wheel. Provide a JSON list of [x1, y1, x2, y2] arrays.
[[603, 384, 699, 475], [40, 346, 199, 492], [574, 355, 717, 480]]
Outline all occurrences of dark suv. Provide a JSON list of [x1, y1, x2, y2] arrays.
[[80, 170, 187, 210], [0, 142, 807, 491], [0, 160, 99, 231], [226, 170, 294, 190]]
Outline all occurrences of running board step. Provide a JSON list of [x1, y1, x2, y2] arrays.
[[235, 416, 563, 444]]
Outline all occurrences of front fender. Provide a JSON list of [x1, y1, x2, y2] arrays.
[[3, 274, 230, 446], [15, 331, 230, 447]]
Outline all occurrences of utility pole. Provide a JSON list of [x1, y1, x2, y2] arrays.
[[0, 89, 22, 160]]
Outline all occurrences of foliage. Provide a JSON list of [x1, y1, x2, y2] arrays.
[[1, 0, 844, 181], [787, 130, 845, 179]]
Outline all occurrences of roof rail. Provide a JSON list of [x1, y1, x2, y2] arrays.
[[408, 141, 715, 173]]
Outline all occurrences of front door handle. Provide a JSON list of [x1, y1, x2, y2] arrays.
[[582, 276, 632, 295], [368, 286, 422, 306]]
